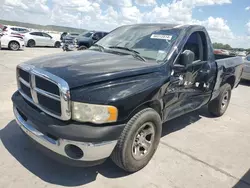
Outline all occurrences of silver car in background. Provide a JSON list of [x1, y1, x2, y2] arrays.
[[242, 55, 250, 81]]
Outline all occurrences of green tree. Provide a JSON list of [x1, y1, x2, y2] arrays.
[[213, 43, 232, 50]]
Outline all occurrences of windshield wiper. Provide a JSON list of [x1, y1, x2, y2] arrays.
[[108, 46, 146, 62], [91, 44, 105, 52]]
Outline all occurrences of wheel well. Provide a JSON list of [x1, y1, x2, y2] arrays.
[[79, 43, 89, 48], [28, 39, 35, 43], [128, 100, 163, 121], [8, 40, 20, 47], [224, 76, 235, 89]]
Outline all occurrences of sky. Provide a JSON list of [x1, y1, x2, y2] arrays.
[[0, 0, 249, 48]]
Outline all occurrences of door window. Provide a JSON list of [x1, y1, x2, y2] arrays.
[[11, 27, 17, 31], [183, 32, 203, 61], [30, 32, 43, 36], [41, 33, 52, 38], [93, 32, 102, 40]]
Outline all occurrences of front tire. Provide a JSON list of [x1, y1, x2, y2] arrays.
[[78, 45, 87, 50], [27, 40, 35, 47], [9, 41, 20, 51], [208, 83, 232, 117], [111, 108, 162, 172]]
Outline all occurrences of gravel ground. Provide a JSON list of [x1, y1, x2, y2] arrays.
[[0, 48, 250, 188]]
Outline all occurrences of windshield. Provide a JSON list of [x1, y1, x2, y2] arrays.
[[92, 25, 181, 62], [82, 31, 94, 37]]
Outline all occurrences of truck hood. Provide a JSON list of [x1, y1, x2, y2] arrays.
[[25, 50, 161, 88]]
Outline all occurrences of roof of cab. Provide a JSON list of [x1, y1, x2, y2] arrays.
[[125, 23, 204, 30]]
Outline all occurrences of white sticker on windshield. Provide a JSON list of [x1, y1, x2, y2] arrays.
[[151, 34, 172, 40]]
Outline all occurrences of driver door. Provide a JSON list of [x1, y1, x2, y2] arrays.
[[164, 31, 216, 121], [41, 33, 53, 46]]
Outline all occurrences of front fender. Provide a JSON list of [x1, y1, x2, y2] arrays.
[[70, 72, 165, 123]]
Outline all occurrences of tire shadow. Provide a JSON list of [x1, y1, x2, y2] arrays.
[[161, 106, 213, 137], [0, 120, 129, 187], [240, 80, 250, 87]]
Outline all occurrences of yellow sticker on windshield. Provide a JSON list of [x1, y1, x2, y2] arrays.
[[151, 34, 172, 40]]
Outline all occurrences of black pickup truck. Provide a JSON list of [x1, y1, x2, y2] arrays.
[[12, 24, 244, 172]]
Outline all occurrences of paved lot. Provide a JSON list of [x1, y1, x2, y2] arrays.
[[0, 48, 250, 188]]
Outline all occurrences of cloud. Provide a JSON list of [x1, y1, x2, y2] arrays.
[[247, 21, 250, 35], [135, 0, 156, 6], [246, 6, 250, 11], [101, 0, 132, 7], [198, 17, 234, 41], [0, 0, 249, 48]]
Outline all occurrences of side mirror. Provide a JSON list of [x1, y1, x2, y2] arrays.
[[173, 50, 195, 72], [180, 50, 195, 67], [92, 36, 98, 40]]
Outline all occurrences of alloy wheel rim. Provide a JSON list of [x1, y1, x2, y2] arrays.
[[221, 91, 229, 109], [132, 122, 155, 160], [11, 42, 19, 50]]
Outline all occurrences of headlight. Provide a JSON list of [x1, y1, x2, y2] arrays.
[[72, 102, 118, 124]]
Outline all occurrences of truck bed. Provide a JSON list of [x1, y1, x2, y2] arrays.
[[211, 54, 244, 101]]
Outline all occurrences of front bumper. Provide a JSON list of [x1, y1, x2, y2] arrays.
[[62, 43, 78, 51], [242, 65, 250, 81], [14, 106, 117, 164], [242, 72, 250, 81], [19, 41, 25, 49], [12, 91, 124, 166]]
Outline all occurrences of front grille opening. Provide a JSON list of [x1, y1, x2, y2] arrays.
[[19, 69, 29, 83], [46, 133, 58, 140], [35, 76, 60, 96], [23, 97, 43, 113], [17, 108, 28, 121], [37, 93, 61, 115], [20, 82, 32, 98]]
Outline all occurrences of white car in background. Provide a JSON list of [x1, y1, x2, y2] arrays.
[[24, 31, 61, 48], [2, 25, 29, 35], [0, 30, 25, 51], [242, 55, 250, 81]]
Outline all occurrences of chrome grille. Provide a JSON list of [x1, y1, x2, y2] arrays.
[[17, 64, 71, 120]]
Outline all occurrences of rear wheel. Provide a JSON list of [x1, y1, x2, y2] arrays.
[[9, 41, 20, 51], [208, 83, 232, 117], [54, 41, 61, 48], [111, 108, 162, 172], [27, 40, 35, 47]]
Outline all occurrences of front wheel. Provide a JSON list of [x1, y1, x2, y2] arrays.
[[78, 45, 87, 50], [9, 41, 20, 51], [111, 108, 162, 172], [27, 40, 35, 47], [208, 83, 232, 117]]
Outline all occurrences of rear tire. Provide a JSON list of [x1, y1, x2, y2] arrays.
[[9, 41, 20, 51], [54, 41, 61, 48], [27, 40, 35, 47], [208, 83, 231, 117], [111, 108, 162, 172]]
